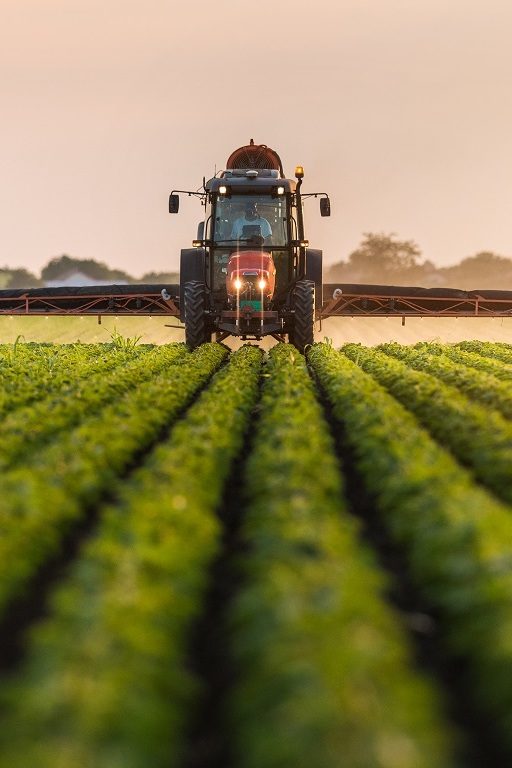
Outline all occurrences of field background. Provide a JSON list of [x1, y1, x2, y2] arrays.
[[1, 315, 512, 346]]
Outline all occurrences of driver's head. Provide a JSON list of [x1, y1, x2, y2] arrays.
[[245, 202, 257, 219]]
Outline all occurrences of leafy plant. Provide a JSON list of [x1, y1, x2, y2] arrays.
[[0, 345, 261, 768], [109, 326, 143, 350], [379, 342, 512, 419], [229, 344, 455, 768], [309, 343, 512, 759], [456, 340, 512, 364], [0, 343, 227, 619], [343, 343, 512, 506]]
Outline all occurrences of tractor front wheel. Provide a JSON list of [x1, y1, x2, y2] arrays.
[[291, 279, 315, 353], [184, 281, 211, 349]]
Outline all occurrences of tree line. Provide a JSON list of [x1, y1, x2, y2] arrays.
[[0, 255, 179, 289], [325, 233, 512, 289], [2, 239, 512, 289]]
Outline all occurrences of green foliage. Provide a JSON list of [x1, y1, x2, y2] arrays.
[[0, 343, 188, 471], [414, 341, 512, 381], [456, 340, 512, 365], [0, 341, 148, 418], [308, 343, 512, 757], [109, 327, 143, 350], [0, 343, 227, 618], [343, 343, 512, 506], [378, 342, 512, 420], [0, 346, 261, 768], [230, 344, 455, 768], [3, 340, 512, 763]]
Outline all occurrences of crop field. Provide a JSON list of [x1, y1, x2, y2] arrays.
[[0, 338, 512, 767]]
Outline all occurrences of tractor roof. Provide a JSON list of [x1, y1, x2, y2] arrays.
[[206, 141, 297, 193], [207, 173, 296, 194]]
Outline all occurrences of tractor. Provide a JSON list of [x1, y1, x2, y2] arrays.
[[168, 140, 330, 351], [3, 141, 511, 335]]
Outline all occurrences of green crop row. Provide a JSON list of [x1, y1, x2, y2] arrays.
[[0, 340, 103, 370], [411, 341, 512, 382], [0, 342, 150, 417], [378, 342, 512, 420], [229, 344, 455, 768], [0, 343, 189, 471], [343, 343, 512, 506], [0, 343, 227, 620], [0, 345, 262, 768], [456, 340, 512, 364], [308, 343, 512, 758]]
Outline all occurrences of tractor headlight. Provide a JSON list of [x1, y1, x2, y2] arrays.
[[258, 279, 267, 290], [234, 278, 242, 290]]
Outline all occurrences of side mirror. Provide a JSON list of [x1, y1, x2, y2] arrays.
[[169, 194, 180, 214], [320, 197, 331, 217], [197, 221, 204, 239]]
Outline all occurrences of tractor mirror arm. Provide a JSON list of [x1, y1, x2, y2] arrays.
[[299, 192, 330, 200], [169, 189, 206, 213], [296, 192, 331, 217], [171, 189, 206, 198]]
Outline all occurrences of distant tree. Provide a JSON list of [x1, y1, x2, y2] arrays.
[[0, 270, 12, 289], [5, 268, 42, 289], [140, 271, 179, 284], [347, 232, 422, 282], [41, 255, 134, 283], [440, 251, 512, 289]]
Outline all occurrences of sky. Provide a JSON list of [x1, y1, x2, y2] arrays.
[[1, 0, 512, 277]]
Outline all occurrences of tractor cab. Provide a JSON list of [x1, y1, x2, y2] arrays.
[[208, 180, 295, 307], [169, 141, 330, 351]]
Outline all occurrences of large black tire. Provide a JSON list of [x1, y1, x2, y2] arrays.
[[291, 280, 315, 353], [184, 281, 211, 349]]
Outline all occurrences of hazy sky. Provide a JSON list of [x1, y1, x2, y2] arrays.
[[2, 0, 512, 276]]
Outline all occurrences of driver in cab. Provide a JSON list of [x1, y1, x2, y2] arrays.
[[230, 202, 272, 241]]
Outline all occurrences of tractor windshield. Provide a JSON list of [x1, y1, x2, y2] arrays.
[[214, 195, 289, 247]]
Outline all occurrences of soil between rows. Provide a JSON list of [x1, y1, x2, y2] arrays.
[[181, 380, 262, 768]]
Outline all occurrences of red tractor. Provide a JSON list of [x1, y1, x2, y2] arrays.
[[2, 140, 512, 333], [169, 140, 330, 351]]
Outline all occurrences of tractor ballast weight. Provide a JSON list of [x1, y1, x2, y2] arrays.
[[170, 140, 331, 351]]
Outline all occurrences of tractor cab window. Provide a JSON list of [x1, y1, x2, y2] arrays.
[[214, 195, 288, 247]]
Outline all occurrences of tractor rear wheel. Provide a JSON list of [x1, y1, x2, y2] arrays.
[[184, 281, 211, 349], [292, 279, 315, 353]]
